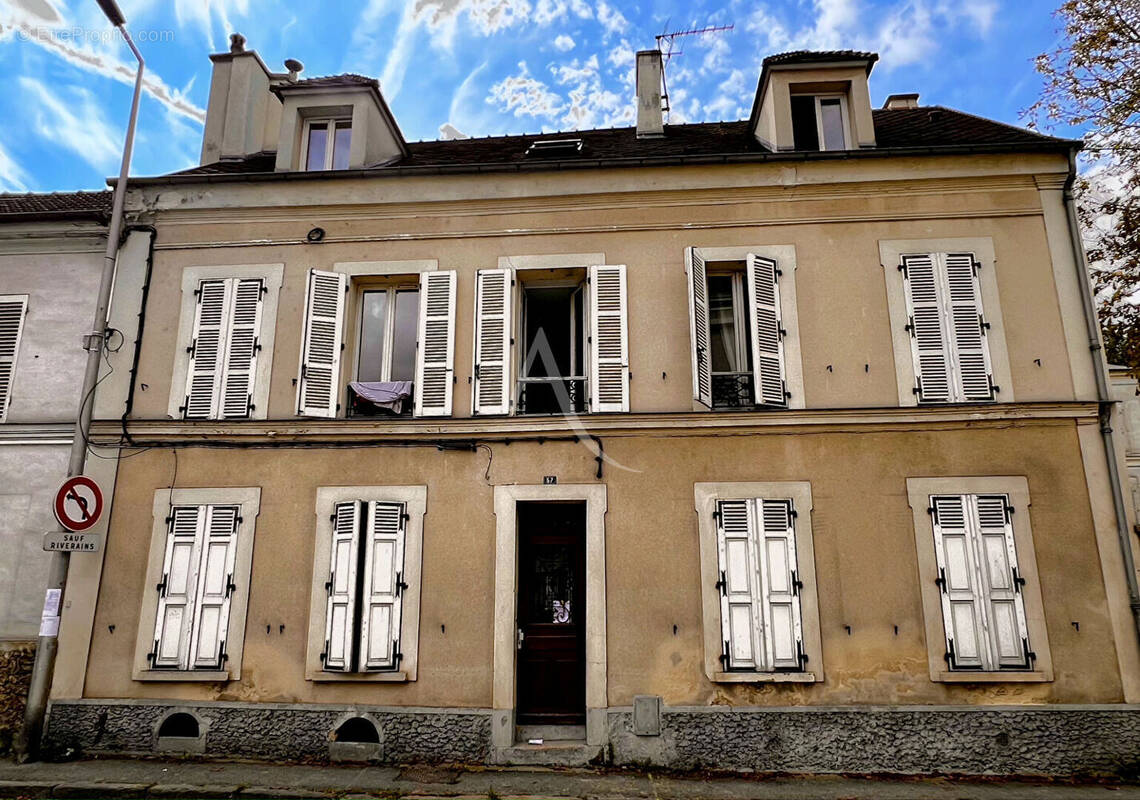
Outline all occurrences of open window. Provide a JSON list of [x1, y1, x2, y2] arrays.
[[303, 117, 352, 171], [297, 269, 456, 418], [790, 93, 850, 151], [472, 264, 628, 416]]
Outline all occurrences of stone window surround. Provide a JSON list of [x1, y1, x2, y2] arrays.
[[492, 483, 608, 748], [132, 487, 261, 682], [694, 481, 824, 683], [906, 475, 1054, 683], [167, 264, 284, 421], [304, 485, 427, 682], [879, 237, 1014, 407], [691, 245, 805, 412]]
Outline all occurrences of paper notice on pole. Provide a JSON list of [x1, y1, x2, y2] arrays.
[[39, 615, 60, 637], [42, 588, 61, 618]]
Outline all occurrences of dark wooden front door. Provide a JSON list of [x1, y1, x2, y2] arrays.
[[516, 501, 586, 725]]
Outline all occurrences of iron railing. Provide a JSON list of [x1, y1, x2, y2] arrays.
[[517, 376, 586, 415]]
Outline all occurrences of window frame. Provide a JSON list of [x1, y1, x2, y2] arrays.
[[301, 117, 352, 171], [515, 273, 589, 416], [813, 93, 850, 151], [353, 281, 420, 385], [133, 487, 261, 682], [305, 485, 426, 682], [706, 269, 752, 382], [695, 481, 823, 683], [906, 476, 1053, 683]]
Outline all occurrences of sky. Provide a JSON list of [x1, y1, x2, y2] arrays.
[[0, 0, 1082, 193]]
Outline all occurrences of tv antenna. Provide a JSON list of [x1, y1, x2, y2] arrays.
[[654, 22, 734, 115]]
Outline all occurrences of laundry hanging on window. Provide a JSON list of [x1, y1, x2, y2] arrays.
[[350, 381, 413, 414]]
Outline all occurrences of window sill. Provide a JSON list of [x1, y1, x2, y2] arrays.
[[936, 670, 1052, 683], [134, 670, 231, 682], [713, 671, 818, 683], [310, 670, 409, 683]]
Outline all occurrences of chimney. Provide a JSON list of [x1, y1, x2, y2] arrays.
[[199, 33, 282, 165], [883, 93, 919, 110], [635, 49, 664, 138]]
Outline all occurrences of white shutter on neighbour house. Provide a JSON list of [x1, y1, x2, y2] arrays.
[[473, 268, 513, 415], [415, 270, 457, 417], [588, 264, 629, 413], [715, 500, 762, 670], [0, 295, 28, 422], [756, 500, 804, 669], [219, 279, 264, 418], [901, 254, 953, 403], [746, 255, 788, 407], [931, 494, 1031, 670], [183, 280, 229, 419], [323, 501, 362, 671], [189, 505, 239, 670], [685, 248, 713, 408], [360, 501, 407, 671], [151, 506, 204, 669], [943, 253, 995, 401], [298, 269, 347, 418]]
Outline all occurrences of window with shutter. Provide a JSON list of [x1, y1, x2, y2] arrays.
[[685, 248, 713, 408], [588, 264, 629, 413], [746, 255, 788, 407], [298, 269, 347, 418], [473, 269, 513, 415], [415, 270, 456, 417], [901, 252, 995, 403], [714, 497, 805, 673], [323, 501, 361, 671], [0, 295, 28, 422], [931, 493, 1032, 670], [183, 278, 265, 420], [151, 504, 239, 671]]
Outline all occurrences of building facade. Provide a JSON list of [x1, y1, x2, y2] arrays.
[[0, 191, 111, 753], [42, 44, 1140, 774]]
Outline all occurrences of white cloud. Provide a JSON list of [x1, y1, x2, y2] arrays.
[[488, 60, 565, 119], [553, 33, 575, 51], [607, 39, 634, 68], [594, 0, 628, 36], [549, 52, 632, 129], [533, 0, 592, 24], [378, 1, 421, 100], [172, 0, 251, 51], [0, 140, 30, 192], [20, 76, 121, 171], [439, 122, 469, 139]]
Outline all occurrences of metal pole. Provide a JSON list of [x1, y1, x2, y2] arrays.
[[15, 23, 144, 762]]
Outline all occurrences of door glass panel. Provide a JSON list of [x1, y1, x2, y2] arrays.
[[357, 291, 388, 382], [819, 98, 846, 151], [708, 275, 739, 372], [306, 122, 328, 170], [390, 289, 419, 382], [332, 122, 352, 170], [526, 542, 576, 624]]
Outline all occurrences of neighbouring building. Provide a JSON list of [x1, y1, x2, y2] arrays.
[[1112, 365, 1140, 525], [40, 40, 1140, 775], [0, 191, 111, 752]]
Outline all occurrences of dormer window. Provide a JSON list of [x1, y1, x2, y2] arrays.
[[790, 94, 849, 151], [303, 117, 351, 170]]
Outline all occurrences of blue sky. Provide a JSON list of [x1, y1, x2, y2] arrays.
[[0, 0, 1078, 193]]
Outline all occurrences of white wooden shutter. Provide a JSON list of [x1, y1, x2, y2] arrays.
[[360, 501, 407, 671], [220, 278, 264, 418], [415, 270, 456, 417], [901, 254, 952, 403], [943, 253, 995, 402], [972, 494, 1032, 668], [323, 501, 361, 671], [931, 494, 988, 669], [189, 504, 239, 670], [473, 268, 512, 415], [685, 248, 712, 408], [298, 269, 346, 418], [151, 505, 204, 669], [746, 255, 788, 407], [757, 499, 804, 670], [0, 295, 28, 422], [715, 499, 762, 670], [183, 280, 229, 419], [588, 264, 629, 413]]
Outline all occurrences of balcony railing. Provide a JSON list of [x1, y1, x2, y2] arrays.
[[712, 372, 754, 409], [516, 376, 586, 415]]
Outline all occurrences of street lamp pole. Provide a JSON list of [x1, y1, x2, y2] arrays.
[[15, 0, 144, 761]]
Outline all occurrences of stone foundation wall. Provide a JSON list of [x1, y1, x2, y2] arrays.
[[0, 642, 35, 756], [608, 705, 1140, 777]]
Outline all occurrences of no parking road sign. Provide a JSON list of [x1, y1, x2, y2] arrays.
[[53, 475, 104, 533]]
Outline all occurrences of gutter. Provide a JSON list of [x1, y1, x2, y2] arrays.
[[120, 224, 156, 444], [1062, 148, 1140, 645]]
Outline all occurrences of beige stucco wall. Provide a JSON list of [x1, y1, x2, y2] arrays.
[[82, 418, 1122, 706]]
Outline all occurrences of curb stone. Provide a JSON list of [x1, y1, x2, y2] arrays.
[[235, 788, 331, 799], [0, 780, 56, 799], [147, 784, 242, 798], [52, 782, 150, 799]]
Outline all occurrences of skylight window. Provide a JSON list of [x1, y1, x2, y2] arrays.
[[525, 139, 584, 157]]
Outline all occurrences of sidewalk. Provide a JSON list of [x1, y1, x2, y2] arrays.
[[0, 758, 1139, 800]]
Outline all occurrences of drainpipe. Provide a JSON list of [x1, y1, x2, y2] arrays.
[[1062, 148, 1140, 644]]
